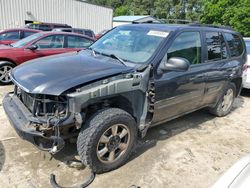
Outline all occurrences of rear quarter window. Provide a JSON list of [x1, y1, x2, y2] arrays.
[[225, 33, 244, 57]]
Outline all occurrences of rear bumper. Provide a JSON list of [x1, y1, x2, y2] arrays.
[[3, 93, 64, 152]]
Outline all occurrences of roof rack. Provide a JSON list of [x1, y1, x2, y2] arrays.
[[132, 20, 162, 24], [189, 23, 233, 30]]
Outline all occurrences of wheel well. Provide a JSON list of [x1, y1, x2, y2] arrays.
[[84, 95, 138, 123], [231, 77, 242, 96], [109, 96, 135, 119], [0, 58, 16, 66]]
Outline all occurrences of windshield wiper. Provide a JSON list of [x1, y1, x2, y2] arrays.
[[88, 47, 127, 66], [88, 47, 97, 56], [109, 54, 127, 66]]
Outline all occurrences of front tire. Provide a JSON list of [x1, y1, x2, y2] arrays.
[[77, 108, 137, 173], [209, 82, 236, 117], [0, 61, 15, 85]]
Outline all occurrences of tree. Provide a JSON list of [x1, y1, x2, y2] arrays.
[[200, 0, 250, 36], [153, 0, 202, 22], [115, 5, 130, 16]]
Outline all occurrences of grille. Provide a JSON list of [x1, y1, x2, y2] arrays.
[[20, 90, 34, 112]]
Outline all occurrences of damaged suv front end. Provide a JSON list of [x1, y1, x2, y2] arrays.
[[3, 64, 152, 154], [3, 84, 74, 153], [3, 25, 169, 172]]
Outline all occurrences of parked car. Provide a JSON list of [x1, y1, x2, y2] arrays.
[[0, 28, 40, 45], [52, 28, 96, 39], [0, 32, 94, 84], [212, 155, 250, 188], [95, 29, 109, 39], [3, 24, 246, 173], [25, 22, 72, 31], [243, 38, 250, 89]]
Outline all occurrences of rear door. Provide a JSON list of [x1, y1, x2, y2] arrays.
[[152, 30, 207, 125], [202, 31, 244, 106]]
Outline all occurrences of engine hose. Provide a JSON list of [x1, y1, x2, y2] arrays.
[[50, 170, 96, 188]]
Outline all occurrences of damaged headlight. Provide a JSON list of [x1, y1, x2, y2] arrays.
[[33, 95, 67, 117]]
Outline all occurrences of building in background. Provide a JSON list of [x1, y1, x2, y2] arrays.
[[113, 16, 160, 27], [0, 0, 113, 33]]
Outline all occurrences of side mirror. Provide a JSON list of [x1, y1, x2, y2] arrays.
[[27, 44, 38, 50], [160, 57, 190, 72]]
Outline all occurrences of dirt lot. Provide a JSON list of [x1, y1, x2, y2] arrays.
[[0, 85, 250, 188]]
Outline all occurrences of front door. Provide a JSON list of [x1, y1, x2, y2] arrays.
[[152, 31, 207, 125]]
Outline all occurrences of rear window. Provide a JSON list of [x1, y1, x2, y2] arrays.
[[225, 33, 243, 57], [38, 25, 51, 31], [84, 30, 94, 38]]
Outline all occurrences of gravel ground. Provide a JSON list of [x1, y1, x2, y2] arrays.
[[0, 85, 249, 188]]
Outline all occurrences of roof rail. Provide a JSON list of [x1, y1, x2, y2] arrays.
[[132, 20, 162, 24], [189, 23, 233, 30]]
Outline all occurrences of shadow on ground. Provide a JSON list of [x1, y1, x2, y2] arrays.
[[0, 141, 5, 171], [129, 96, 245, 162], [241, 88, 250, 97], [51, 96, 245, 170]]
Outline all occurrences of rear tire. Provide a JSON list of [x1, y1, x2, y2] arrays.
[[77, 108, 137, 173], [0, 61, 15, 85], [209, 82, 236, 117]]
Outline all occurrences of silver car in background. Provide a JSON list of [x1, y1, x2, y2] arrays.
[[212, 155, 250, 188], [243, 38, 250, 89]]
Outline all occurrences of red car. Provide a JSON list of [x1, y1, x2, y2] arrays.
[[0, 28, 40, 45], [0, 32, 94, 84]]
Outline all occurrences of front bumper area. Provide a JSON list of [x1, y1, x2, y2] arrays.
[[3, 93, 65, 152]]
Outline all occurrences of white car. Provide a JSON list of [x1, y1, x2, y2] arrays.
[[243, 38, 250, 89], [212, 155, 250, 188]]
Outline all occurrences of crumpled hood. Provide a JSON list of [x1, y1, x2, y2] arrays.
[[11, 51, 134, 95]]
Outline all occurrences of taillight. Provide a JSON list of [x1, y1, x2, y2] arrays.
[[243, 64, 248, 72]]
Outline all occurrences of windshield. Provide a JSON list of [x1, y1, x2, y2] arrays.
[[245, 41, 250, 55], [89, 26, 169, 63], [11, 33, 43, 48]]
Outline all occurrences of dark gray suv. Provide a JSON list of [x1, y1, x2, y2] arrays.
[[3, 24, 246, 173]]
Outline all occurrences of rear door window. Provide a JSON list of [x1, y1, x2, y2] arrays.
[[67, 35, 93, 48], [205, 32, 222, 61], [205, 32, 229, 61], [225, 33, 244, 57], [23, 31, 36, 38], [167, 31, 202, 65]]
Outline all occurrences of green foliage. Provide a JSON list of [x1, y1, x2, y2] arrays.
[[115, 5, 130, 16], [200, 0, 250, 36]]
